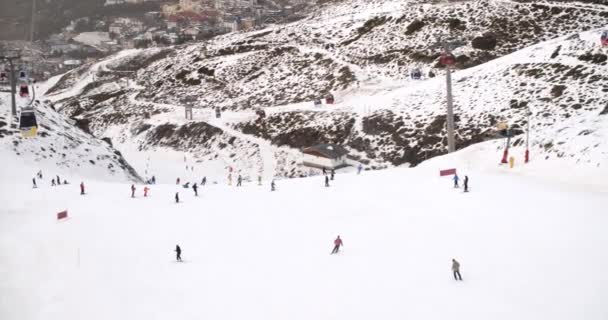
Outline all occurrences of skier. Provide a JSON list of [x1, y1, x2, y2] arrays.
[[176, 177, 181, 185], [237, 175, 242, 187], [175, 245, 182, 262], [32, 177, 37, 188], [331, 235, 343, 254], [144, 186, 149, 197], [452, 258, 463, 281], [192, 183, 198, 196], [271, 180, 276, 191], [63, 180, 69, 185], [131, 184, 136, 198], [330, 169, 335, 181], [57, 175, 61, 185], [357, 164, 363, 175], [464, 176, 469, 192], [151, 176, 156, 184], [175, 192, 180, 203], [322, 167, 327, 175], [80, 182, 85, 195], [228, 174, 232, 186], [37, 170, 42, 179], [258, 175, 262, 186], [51, 178, 56, 186], [201, 176, 206, 186], [325, 175, 330, 187], [453, 174, 460, 188]]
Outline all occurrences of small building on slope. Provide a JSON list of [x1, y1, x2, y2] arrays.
[[302, 144, 349, 169]]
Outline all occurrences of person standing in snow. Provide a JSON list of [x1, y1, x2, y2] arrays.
[[271, 180, 276, 191], [192, 183, 198, 196], [331, 236, 343, 254], [175, 192, 180, 203], [464, 176, 469, 192], [151, 176, 156, 184], [80, 182, 85, 195], [57, 175, 61, 185], [176, 178, 181, 185], [175, 245, 182, 262], [32, 178, 37, 188], [357, 164, 363, 174], [144, 186, 149, 197], [237, 175, 242, 187], [51, 178, 56, 186], [201, 176, 206, 186], [322, 167, 327, 175], [325, 175, 330, 187], [131, 184, 136, 198], [452, 258, 462, 281], [453, 174, 460, 188], [258, 175, 262, 186], [330, 169, 335, 181]]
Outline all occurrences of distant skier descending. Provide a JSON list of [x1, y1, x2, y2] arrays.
[[464, 176, 469, 192], [453, 174, 459, 188], [452, 259, 463, 281], [192, 183, 198, 196], [357, 164, 363, 174], [131, 184, 136, 198], [237, 175, 242, 187], [175, 192, 180, 203], [330, 169, 335, 181], [325, 175, 330, 187], [32, 177, 37, 188], [51, 178, 56, 186], [271, 180, 276, 191], [201, 176, 206, 186], [80, 182, 85, 195], [175, 245, 182, 262], [144, 186, 149, 197], [331, 236, 343, 254]]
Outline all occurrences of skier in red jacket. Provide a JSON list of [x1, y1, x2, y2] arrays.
[[331, 235, 343, 254]]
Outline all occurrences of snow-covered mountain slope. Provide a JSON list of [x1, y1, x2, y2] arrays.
[[44, 0, 608, 181], [1, 143, 607, 320], [0, 87, 141, 182]]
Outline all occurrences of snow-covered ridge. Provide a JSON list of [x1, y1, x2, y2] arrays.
[[45, 0, 608, 181]]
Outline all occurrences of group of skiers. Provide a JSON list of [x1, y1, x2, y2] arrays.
[[172, 236, 463, 281], [31, 172, 70, 189], [452, 174, 470, 192]]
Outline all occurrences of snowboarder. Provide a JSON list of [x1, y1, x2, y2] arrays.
[[453, 174, 460, 188], [144, 186, 149, 197], [237, 175, 242, 187], [201, 176, 206, 186], [32, 178, 37, 188], [452, 258, 462, 281], [271, 180, 276, 191], [325, 176, 330, 187], [80, 182, 85, 195], [322, 167, 327, 175], [57, 175, 61, 185], [176, 178, 181, 185], [51, 178, 56, 186], [330, 169, 335, 181], [357, 164, 363, 174], [175, 245, 182, 262], [464, 176, 469, 192], [331, 236, 343, 254], [175, 192, 180, 203], [131, 184, 136, 198], [192, 183, 198, 196]]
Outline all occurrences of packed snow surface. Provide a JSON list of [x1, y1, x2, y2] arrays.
[[1, 144, 606, 320]]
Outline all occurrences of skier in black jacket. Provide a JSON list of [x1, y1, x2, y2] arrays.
[[175, 245, 182, 262]]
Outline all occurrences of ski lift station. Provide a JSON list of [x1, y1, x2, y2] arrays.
[[302, 144, 349, 169]]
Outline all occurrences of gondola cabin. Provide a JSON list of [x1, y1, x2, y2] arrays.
[[601, 31, 608, 46], [411, 68, 422, 80], [19, 109, 38, 138], [440, 53, 456, 66], [19, 84, 29, 97], [325, 93, 335, 104]]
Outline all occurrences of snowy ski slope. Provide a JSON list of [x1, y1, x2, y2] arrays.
[[0, 142, 606, 320]]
